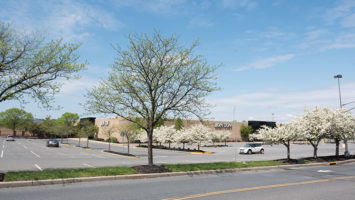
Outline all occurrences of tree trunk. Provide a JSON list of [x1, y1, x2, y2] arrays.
[[335, 138, 339, 158], [78, 137, 81, 146], [86, 137, 89, 148], [313, 146, 318, 159], [109, 141, 111, 152], [308, 139, 319, 159], [198, 143, 200, 151], [147, 129, 153, 166], [127, 138, 130, 154], [183, 143, 185, 150], [225, 140, 227, 146], [287, 141, 290, 160], [168, 141, 171, 149]]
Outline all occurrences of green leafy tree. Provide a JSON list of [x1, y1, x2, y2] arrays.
[[40, 117, 58, 138], [102, 126, 119, 151], [0, 22, 85, 108], [240, 125, 254, 141], [0, 108, 34, 136], [56, 112, 79, 143], [174, 118, 184, 131], [79, 120, 99, 148], [85, 31, 219, 165]]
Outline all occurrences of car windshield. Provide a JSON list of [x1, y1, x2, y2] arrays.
[[244, 144, 252, 147]]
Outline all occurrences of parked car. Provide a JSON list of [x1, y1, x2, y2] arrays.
[[46, 139, 59, 147], [6, 135, 15, 141], [240, 143, 264, 154]]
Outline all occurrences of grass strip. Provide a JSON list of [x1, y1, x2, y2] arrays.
[[162, 160, 284, 172], [4, 166, 136, 182]]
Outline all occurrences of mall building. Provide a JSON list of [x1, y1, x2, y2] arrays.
[[93, 117, 247, 143]]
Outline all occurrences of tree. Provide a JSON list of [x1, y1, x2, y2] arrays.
[[327, 109, 355, 157], [174, 118, 184, 131], [56, 112, 79, 143], [240, 125, 253, 141], [294, 107, 332, 159], [0, 108, 34, 135], [117, 123, 140, 154], [85, 31, 219, 165], [40, 117, 58, 138], [154, 125, 177, 149], [174, 128, 190, 150], [0, 22, 85, 108], [186, 124, 211, 150], [102, 125, 119, 151], [209, 131, 230, 146], [79, 120, 98, 148], [255, 123, 298, 160]]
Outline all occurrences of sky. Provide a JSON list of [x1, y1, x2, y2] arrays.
[[1, 0, 355, 122]]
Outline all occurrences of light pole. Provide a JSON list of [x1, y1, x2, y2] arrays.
[[334, 74, 350, 157], [334, 74, 343, 108]]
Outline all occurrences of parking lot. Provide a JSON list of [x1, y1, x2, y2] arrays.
[[1, 137, 355, 172]]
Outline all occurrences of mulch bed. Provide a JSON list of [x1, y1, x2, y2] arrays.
[[132, 165, 172, 174], [103, 150, 137, 157]]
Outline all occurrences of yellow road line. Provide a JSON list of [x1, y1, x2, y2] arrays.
[[162, 175, 355, 200]]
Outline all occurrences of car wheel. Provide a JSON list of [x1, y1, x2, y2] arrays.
[[247, 150, 252, 154], [260, 149, 264, 154]]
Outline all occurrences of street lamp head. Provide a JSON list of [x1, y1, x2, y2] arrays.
[[334, 74, 342, 79]]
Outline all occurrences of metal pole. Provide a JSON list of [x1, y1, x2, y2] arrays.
[[335, 74, 350, 157], [337, 78, 343, 109]]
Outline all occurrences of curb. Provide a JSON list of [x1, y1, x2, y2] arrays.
[[1, 159, 355, 188]]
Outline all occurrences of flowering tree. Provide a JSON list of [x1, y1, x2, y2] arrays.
[[294, 107, 333, 159], [328, 109, 355, 157], [154, 126, 177, 148], [174, 129, 190, 149], [186, 124, 211, 150], [254, 123, 298, 160], [209, 131, 230, 145]]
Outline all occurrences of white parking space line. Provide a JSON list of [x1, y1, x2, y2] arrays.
[[30, 150, 41, 158], [35, 164, 43, 171], [1, 150, 3, 158], [82, 163, 95, 168]]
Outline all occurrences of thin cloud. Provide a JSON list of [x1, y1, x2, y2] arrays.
[[189, 17, 214, 27], [0, 0, 123, 42], [324, 0, 355, 28], [234, 54, 295, 71], [207, 82, 355, 122]]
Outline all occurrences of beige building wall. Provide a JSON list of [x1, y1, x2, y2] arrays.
[[95, 117, 133, 142], [96, 117, 246, 142], [0, 127, 32, 137]]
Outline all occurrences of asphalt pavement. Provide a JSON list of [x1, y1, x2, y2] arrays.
[[1, 137, 355, 172], [1, 161, 355, 200]]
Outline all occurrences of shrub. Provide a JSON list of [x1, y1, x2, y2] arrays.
[[106, 137, 118, 143]]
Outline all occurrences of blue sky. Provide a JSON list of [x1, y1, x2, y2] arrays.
[[1, 0, 355, 122]]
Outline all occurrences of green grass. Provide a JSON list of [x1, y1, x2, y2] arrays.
[[162, 160, 284, 172], [4, 160, 287, 182], [4, 166, 136, 182]]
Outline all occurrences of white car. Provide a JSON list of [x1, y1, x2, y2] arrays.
[[240, 143, 264, 154], [6, 135, 15, 141]]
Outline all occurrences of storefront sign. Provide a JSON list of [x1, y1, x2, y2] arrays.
[[100, 121, 110, 126], [214, 123, 232, 129]]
